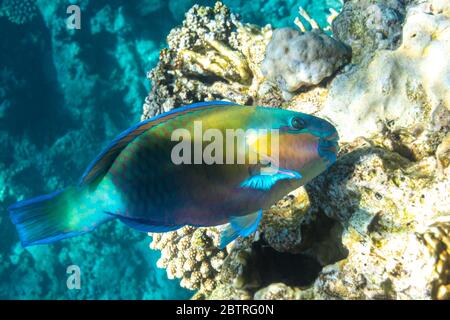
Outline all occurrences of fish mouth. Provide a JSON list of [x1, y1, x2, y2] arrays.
[[325, 131, 339, 143], [318, 132, 339, 167]]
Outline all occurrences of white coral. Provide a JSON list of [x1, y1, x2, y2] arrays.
[[321, 0, 450, 142], [261, 27, 350, 99]]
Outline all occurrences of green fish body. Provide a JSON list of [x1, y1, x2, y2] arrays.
[[9, 101, 338, 248]]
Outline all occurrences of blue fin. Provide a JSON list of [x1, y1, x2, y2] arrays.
[[219, 209, 263, 249], [239, 168, 302, 190], [105, 212, 181, 233], [8, 187, 110, 247], [80, 101, 239, 187]]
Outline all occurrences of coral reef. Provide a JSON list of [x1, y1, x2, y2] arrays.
[[0, 0, 344, 300], [254, 283, 301, 300], [261, 27, 350, 99], [299, 138, 449, 299], [2, 218, 189, 299], [419, 222, 450, 299], [145, 0, 450, 300], [2, 0, 447, 301], [142, 1, 346, 119]]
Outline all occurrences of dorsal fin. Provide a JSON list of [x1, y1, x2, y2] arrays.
[[79, 101, 239, 187]]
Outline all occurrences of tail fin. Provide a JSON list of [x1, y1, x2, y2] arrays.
[[8, 187, 110, 247]]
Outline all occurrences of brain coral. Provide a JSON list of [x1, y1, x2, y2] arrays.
[[261, 27, 351, 99]]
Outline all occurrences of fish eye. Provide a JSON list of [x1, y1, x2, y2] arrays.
[[290, 117, 307, 130]]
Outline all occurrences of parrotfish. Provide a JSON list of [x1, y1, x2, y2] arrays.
[[8, 101, 339, 248]]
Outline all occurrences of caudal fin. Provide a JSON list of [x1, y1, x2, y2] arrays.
[[8, 187, 110, 247]]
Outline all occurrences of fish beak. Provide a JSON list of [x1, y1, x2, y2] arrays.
[[318, 131, 339, 166], [326, 131, 339, 143]]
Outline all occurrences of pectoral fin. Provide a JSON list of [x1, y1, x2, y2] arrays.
[[239, 167, 302, 190], [219, 209, 263, 249]]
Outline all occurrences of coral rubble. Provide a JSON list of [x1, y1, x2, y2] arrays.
[[145, 0, 450, 300]]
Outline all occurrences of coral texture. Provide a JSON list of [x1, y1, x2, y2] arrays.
[[142, 2, 280, 120], [300, 139, 449, 299], [261, 27, 350, 99], [332, 0, 409, 62], [149, 227, 227, 294], [321, 0, 450, 147]]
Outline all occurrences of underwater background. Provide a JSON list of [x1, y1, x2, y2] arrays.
[[0, 0, 342, 299]]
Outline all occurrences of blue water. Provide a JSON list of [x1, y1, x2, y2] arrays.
[[0, 0, 341, 299]]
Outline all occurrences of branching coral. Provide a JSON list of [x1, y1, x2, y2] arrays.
[[142, 2, 278, 121], [294, 7, 321, 32], [0, 0, 37, 25], [149, 226, 227, 294]]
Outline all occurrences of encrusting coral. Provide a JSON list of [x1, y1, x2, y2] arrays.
[[332, 0, 409, 63], [320, 0, 450, 156], [254, 282, 303, 300], [300, 137, 450, 299], [145, 0, 450, 300]]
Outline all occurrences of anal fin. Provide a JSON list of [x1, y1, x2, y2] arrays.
[[219, 209, 263, 249]]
